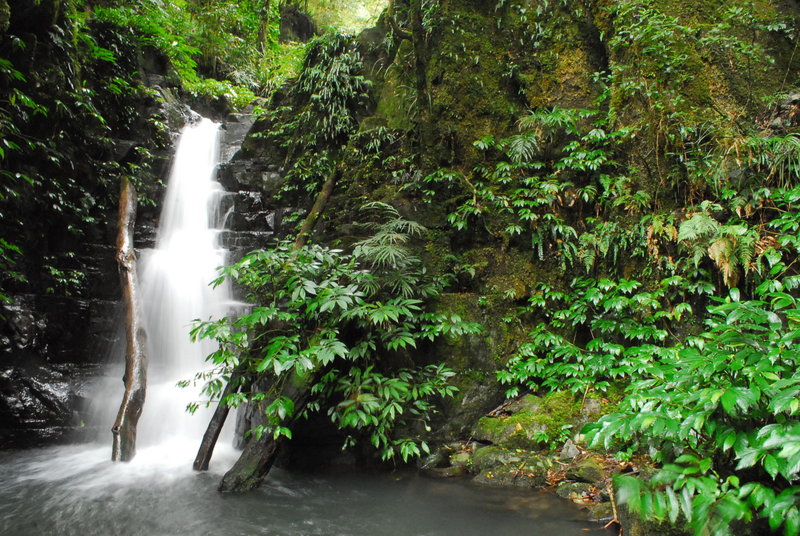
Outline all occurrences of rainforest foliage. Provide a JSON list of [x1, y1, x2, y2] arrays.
[[190, 203, 481, 461], [4, 0, 800, 534], [413, 2, 800, 535]]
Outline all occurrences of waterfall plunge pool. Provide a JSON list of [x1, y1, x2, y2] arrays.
[[0, 444, 610, 536]]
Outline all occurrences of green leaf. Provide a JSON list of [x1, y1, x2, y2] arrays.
[[786, 507, 800, 536]]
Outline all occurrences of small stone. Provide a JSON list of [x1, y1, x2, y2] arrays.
[[556, 481, 594, 500], [450, 451, 472, 467], [568, 456, 608, 486], [559, 439, 581, 460]]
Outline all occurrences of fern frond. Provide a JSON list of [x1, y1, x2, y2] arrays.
[[678, 213, 719, 242], [505, 132, 540, 163], [708, 236, 737, 287]]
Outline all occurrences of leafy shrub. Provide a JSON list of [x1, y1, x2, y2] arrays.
[[498, 275, 711, 397], [191, 212, 481, 461], [586, 283, 800, 536]]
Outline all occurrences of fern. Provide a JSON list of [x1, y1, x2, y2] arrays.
[[353, 202, 432, 297], [678, 212, 720, 242]]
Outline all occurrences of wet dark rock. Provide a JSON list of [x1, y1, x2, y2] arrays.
[[220, 110, 256, 164], [471, 445, 525, 472], [219, 230, 275, 253], [618, 501, 688, 536], [449, 451, 472, 468], [152, 85, 194, 132], [1, 295, 47, 354], [279, 4, 317, 43], [587, 502, 615, 524], [763, 88, 800, 131], [426, 465, 467, 478], [420, 449, 450, 470], [218, 158, 287, 197], [0, 362, 101, 447]]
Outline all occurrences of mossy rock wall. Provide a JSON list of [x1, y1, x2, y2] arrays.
[[315, 0, 800, 445]]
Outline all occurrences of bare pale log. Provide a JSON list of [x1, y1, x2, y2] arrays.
[[111, 176, 148, 462]]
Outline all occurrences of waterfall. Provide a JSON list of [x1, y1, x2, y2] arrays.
[[130, 117, 235, 459]]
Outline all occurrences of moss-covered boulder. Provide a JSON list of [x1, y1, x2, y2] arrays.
[[472, 392, 584, 450], [470, 445, 526, 472], [556, 481, 595, 500], [472, 453, 554, 488]]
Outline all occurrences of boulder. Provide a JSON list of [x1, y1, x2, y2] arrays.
[[473, 392, 581, 450], [450, 451, 472, 468], [473, 454, 554, 488], [470, 445, 524, 472]]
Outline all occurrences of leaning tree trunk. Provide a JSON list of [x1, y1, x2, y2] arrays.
[[193, 368, 244, 471], [195, 167, 339, 479], [293, 166, 339, 249], [111, 176, 148, 462], [218, 378, 310, 493]]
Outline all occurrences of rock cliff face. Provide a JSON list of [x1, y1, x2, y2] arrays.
[[322, 0, 800, 440]]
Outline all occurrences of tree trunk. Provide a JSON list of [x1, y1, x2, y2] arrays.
[[111, 176, 148, 462], [387, 0, 429, 153], [212, 167, 338, 489], [257, 0, 271, 54], [194, 170, 337, 478], [193, 368, 244, 471], [293, 166, 339, 249], [218, 378, 310, 493]]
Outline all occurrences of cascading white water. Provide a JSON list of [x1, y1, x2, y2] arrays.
[[132, 117, 235, 457], [0, 117, 239, 496]]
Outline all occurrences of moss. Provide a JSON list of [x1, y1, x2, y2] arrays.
[[471, 446, 523, 472], [375, 40, 416, 132], [472, 390, 623, 450], [472, 454, 555, 488], [472, 392, 582, 449]]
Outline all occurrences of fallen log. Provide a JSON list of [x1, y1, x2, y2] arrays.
[[111, 176, 148, 462]]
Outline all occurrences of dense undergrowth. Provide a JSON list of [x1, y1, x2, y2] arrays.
[[191, 204, 481, 461], [409, 1, 800, 534], [0, 0, 315, 300], [4, 0, 800, 533]]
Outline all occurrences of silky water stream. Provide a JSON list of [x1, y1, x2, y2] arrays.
[[0, 118, 608, 536]]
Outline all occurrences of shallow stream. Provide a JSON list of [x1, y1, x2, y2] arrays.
[[0, 444, 608, 536]]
